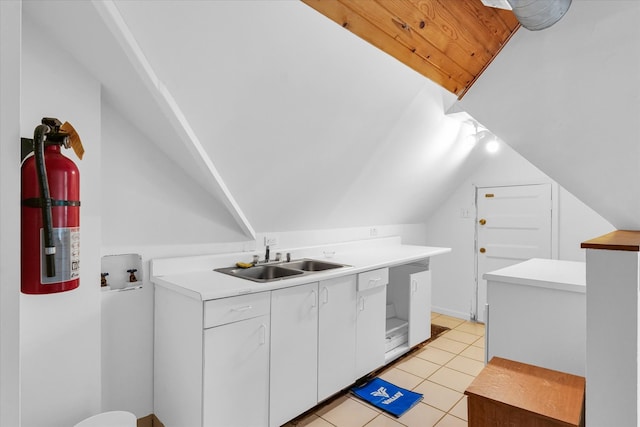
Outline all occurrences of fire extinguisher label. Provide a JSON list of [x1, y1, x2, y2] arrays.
[[40, 227, 80, 284]]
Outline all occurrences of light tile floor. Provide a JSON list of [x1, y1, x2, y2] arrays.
[[284, 313, 485, 427]]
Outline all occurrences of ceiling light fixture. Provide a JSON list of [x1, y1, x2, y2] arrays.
[[485, 139, 500, 154], [469, 121, 500, 153], [481, 0, 572, 31]]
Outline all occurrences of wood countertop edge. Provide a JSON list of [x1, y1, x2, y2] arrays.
[[581, 230, 640, 251]]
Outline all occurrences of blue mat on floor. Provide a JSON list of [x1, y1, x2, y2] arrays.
[[351, 377, 423, 418]]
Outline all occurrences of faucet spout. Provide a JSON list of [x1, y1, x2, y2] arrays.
[[265, 245, 270, 263]]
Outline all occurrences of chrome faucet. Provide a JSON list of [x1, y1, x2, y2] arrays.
[[264, 245, 270, 263]]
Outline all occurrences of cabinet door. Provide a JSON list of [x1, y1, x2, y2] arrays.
[[318, 276, 357, 401], [203, 314, 270, 427], [355, 285, 386, 378], [409, 270, 431, 346], [270, 282, 318, 427]]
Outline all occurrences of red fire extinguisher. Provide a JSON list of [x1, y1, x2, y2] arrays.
[[21, 117, 83, 294]]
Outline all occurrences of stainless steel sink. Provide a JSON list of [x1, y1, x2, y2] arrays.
[[280, 259, 345, 272], [217, 265, 304, 283], [215, 258, 349, 283]]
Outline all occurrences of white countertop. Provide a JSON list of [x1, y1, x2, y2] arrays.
[[152, 244, 451, 301], [483, 258, 586, 293]]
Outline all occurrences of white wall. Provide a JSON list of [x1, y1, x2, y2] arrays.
[[459, 0, 640, 230], [585, 249, 639, 426], [98, 102, 432, 417], [0, 2, 22, 426], [111, 0, 464, 233], [100, 102, 248, 247], [425, 143, 614, 319], [20, 14, 102, 427]]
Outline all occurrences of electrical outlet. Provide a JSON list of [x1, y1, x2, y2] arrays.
[[369, 228, 378, 237], [264, 234, 279, 247]]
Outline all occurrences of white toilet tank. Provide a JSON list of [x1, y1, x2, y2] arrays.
[[74, 411, 136, 427]]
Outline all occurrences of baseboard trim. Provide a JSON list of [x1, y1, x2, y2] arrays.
[[432, 305, 471, 321]]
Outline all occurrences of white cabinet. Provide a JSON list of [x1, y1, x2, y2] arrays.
[[154, 260, 436, 427], [318, 275, 357, 401], [203, 314, 270, 427], [270, 277, 357, 426], [270, 282, 318, 427], [355, 268, 388, 379], [154, 288, 271, 427], [386, 264, 431, 361]]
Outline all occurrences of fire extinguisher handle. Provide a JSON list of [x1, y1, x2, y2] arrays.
[[34, 123, 57, 278]]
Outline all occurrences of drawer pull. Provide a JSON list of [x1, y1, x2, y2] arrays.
[[368, 277, 381, 285], [231, 305, 253, 312]]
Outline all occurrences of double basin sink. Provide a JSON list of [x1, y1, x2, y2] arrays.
[[215, 258, 350, 283]]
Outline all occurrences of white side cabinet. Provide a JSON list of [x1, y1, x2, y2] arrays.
[[355, 268, 388, 378], [486, 259, 586, 376], [154, 287, 271, 427], [270, 282, 319, 427]]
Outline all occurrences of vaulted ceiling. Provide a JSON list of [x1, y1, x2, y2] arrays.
[[21, 0, 640, 243], [301, 0, 520, 98]]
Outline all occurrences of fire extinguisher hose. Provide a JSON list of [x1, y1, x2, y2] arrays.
[[33, 124, 56, 278]]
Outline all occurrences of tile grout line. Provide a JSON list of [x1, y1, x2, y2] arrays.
[[295, 315, 483, 427]]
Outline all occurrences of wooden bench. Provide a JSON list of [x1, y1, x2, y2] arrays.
[[464, 357, 585, 427]]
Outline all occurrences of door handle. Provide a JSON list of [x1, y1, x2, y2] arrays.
[[311, 289, 317, 308], [479, 218, 486, 225], [259, 324, 266, 345], [322, 286, 329, 304], [479, 247, 486, 254]]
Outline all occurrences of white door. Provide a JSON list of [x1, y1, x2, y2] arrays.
[[355, 286, 386, 378], [270, 282, 318, 427], [318, 276, 357, 401], [475, 184, 552, 322], [409, 269, 431, 347]]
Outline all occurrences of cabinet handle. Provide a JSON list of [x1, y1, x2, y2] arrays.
[[259, 324, 266, 345], [412, 280, 418, 293], [322, 286, 329, 304], [311, 289, 317, 308], [359, 296, 365, 311], [232, 305, 252, 312], [368, 277, 381, 286]]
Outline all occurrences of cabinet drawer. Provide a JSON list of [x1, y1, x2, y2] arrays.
[[357, 268, 389, 291], [204, 292, 270, 328]]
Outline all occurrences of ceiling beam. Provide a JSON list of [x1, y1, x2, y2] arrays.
[[91, 0, 256, 240]]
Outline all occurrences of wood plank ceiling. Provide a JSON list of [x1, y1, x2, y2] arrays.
[[301, 0, 520, 99]]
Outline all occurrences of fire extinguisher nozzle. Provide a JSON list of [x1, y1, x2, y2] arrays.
[[45, 254, 56, 278]]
